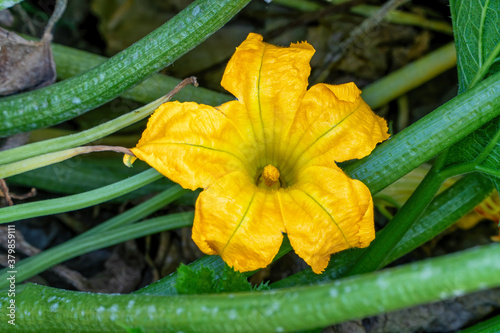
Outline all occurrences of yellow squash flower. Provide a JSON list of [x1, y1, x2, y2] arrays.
[[129, 33, 389, 273]]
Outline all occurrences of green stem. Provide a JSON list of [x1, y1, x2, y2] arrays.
[[345, 116, 500, 276], [0, 97, 158, 165], [50, 30, 451, 111], [272, 172, 493, 288], [6, 157, 179, 202], [361, 43, 456, 109], [0, 168, 162, 224], [0, 77, 195, 165], [345, 71, 500, 195], [343, 165, 445, 276], [475, 165, 500, 178], [4, 244, 500, 332], [0, 212, 194, 290], [76, 185, 187, 239], [49, 40, 231, 106], [0, 145, 131, 179], [381, 174, 493, 265], [351, 4, 453, 34], [0, 0, 250, 137]]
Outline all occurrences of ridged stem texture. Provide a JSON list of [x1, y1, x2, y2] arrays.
[[0, 0, 250, 137]]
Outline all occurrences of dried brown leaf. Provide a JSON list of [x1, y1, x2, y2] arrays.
[[0, 27, 56, 96]]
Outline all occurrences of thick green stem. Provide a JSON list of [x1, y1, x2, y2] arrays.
[[342, 115, 500, 276], [3, 244, 500, 332], [0, 76, 195, 165], [271, 173, 493, 288], [0, 95, 164, 165], [0, 168, 162, 223], [345, 71, 500, 194], [50, 41, 231, 106], [139, 173, 493, 294], [0, 0, 250, 137]]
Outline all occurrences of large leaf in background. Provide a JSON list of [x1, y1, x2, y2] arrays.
[[450, 0, 500, 93], [0, 0, 22, 11], [446, 1, 500, 191]]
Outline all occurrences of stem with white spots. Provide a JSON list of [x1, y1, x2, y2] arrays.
[[3, 244, 500, 332]]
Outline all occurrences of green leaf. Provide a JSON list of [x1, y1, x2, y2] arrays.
[[174, 264, 267, 295], [175, 264, 217, 295], [450, 0, 500, 93], [216, 266, 252, 293], [0, 0, 22, 10], [443, 1, 500, 189]]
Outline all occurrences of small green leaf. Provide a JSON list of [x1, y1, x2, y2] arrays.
[[450, 0, 500, 93], [255, 281, 271, 291], [175, 264, 217, 295], [215, 266, 252, 293], [174, 263, 268, 294]]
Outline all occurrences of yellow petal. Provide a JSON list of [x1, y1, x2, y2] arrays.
[[123, 154, 137, 168], [131, 101, 250, 191], [192, 171, 285, 272], [221, 33, 315, 166], [280, 165, 374, 273], [282, 82, 389, 175]]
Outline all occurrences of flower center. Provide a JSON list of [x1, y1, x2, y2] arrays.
[[258, 165, 281, 189]]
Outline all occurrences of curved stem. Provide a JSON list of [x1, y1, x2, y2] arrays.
[[0, 0, 250, 137], [0, 168, 162, 224], [3, 244, 500, 332], [0, 145, 132, 179], [0, 77, 197, 165], [41, 0, 67, 42], [47, 41, 230, 106]]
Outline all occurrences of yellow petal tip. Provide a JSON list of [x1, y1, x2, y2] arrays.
[[123, 154, 137, 168]]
